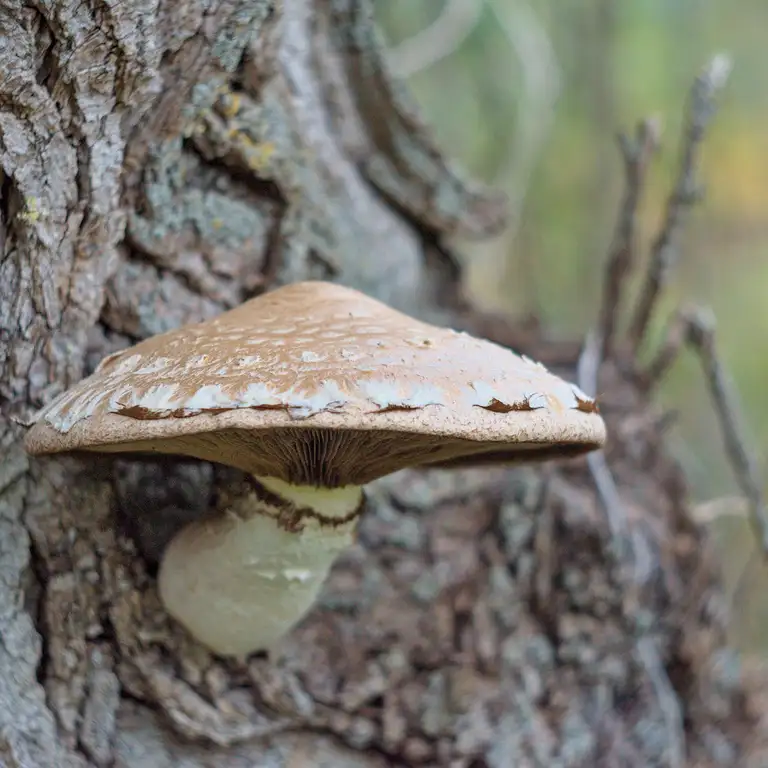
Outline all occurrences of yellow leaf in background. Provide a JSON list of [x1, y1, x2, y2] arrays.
[[705, 123, 768, 222]]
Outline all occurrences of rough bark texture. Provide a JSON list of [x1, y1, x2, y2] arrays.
[[0, 1, 764, 767]]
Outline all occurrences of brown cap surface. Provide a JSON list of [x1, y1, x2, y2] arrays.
[[24, 281, 606, 486]]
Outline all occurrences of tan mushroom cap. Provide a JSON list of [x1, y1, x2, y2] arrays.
[[24, 281, 606, 486]]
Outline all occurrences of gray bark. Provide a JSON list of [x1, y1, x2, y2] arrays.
[[0, 1, 761, 766]]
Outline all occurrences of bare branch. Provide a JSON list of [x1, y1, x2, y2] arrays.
[[577, 333, 655, 583], [597, 118, 661, 359], [576, 335, 624, 549], [638, 305, 696, 388], [686, 310, 768, 556], [386, 0, 484, 78], [642, 307, 768, 556], [627, 54, 731, 355], [579, 338, 685, 765], [690, 495, 748, 525]]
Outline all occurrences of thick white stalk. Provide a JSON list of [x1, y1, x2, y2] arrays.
[[157, 478, 363, 657]]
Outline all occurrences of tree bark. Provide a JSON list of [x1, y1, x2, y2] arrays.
[[0, 1, 761, 766]]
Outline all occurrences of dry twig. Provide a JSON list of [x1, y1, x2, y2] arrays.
[[627, 55, 731, 355], [579, 58, 736, 767], [597, 119, 661, 358], [644, 308, 768, 555], [585, 54, 743, 571], [638, 305, 697, 386], [577, 335, 634, 563], [578, 333, 686, 766], [578, 57, 721, 581]]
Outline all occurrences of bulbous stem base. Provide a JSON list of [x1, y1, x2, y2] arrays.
[[157, 478, 364, 657]]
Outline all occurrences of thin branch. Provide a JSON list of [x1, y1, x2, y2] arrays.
[[686, 310, 768, 555], [579, 337, 685, 764], [577, 333, 654, 583], [386, 0, 484, 79], [627, 54, 731, 355], [577, 56, 740, 768], [642, 307, 768, 556], [638, 305, 696, 388], [597, 119, 661, 359], [577, 334, 620, 538], [690, 495, 748, 525]]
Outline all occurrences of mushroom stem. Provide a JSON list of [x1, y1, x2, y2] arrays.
[[157, 478, 364, 657]]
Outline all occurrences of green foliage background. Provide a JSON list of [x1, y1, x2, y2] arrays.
[[374, 0, 768, 651]]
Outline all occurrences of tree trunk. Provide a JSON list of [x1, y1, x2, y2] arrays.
[[0, 2, 761, 766]]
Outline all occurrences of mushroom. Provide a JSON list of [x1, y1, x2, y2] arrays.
[[24, 281, 606, 658]]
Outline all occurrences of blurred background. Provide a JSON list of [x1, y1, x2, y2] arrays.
[[374, 0, 768, 653]]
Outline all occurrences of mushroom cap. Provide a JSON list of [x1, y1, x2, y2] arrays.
[[24, 281, 606, 486]]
